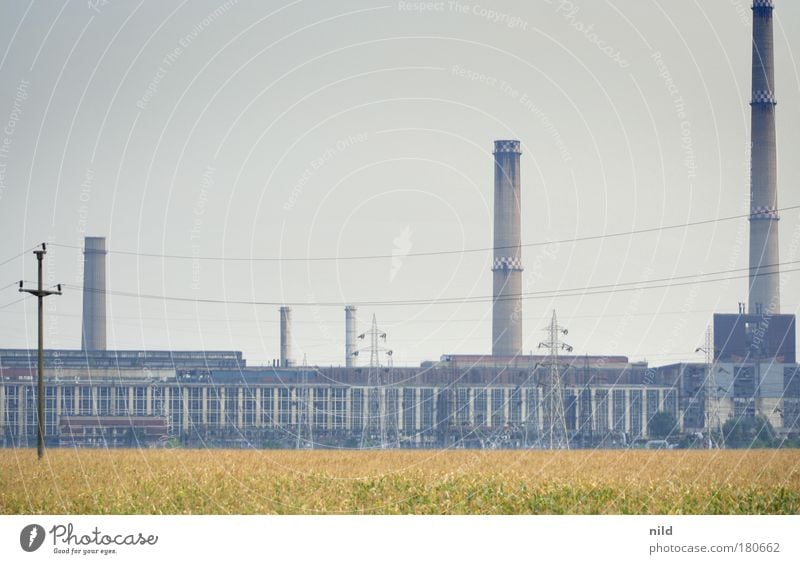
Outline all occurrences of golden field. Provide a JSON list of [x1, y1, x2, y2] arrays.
[[1, 449, 799, 514]]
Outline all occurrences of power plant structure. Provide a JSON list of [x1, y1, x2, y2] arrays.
[[748, 0, 780, 316], [345, 305, 357, 368], [80, 237, 107, 351], [491, 140, 523, 357], [1, 2, 798, 449], [279, 306, 292, 368]]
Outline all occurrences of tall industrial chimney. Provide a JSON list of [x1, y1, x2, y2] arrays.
[[749, 0, 780, 315], [345, 305, 357, 367], [279, 306, 292, 367], [81, 236, 107, 351], [492, 140, 523, 356]]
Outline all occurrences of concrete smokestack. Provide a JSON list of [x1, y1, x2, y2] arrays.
[[345, 305, 357, 367], [279, 306, 292, 367], [491, 140, 523, 356], [81, 236, 107, 351], [749, 0, 780, 315]]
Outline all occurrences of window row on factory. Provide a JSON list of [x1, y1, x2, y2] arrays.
[[1, 383, 679, 438]]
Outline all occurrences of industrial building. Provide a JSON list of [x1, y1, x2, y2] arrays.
[[1, 1, 797, 449]]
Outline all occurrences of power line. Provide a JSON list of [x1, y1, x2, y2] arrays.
[[58, 259, 800, 308], [0, 246, 42, 269], [47, 203, 800, 263]]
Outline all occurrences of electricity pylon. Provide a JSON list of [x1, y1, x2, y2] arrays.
[[538, 310, 571, 449]]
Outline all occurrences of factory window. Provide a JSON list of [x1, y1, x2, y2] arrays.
[[351, 388, 364, 431], [629, 390, 642, 439], [188, 387, 203, 425], [579, 388, 593, 436], [331, 387, 346, 429], [133, 387, 147, 416], [733, 366, 755, 418], [456, 388, 470, 425], [225, 387, 239, 427], [491, 389, 505, 427], [168, 388, 183, 433], [474, 389, 487, 426], [207, 387, 220, 426], [260, 388, 274, 427], [784, 367, 800, 429], [96, 387, 111, 416], [60, 386, 75, 416], [367, 388, 381, 434], [595, 389, 609, 434], [152, 386, 165, 416], [402, 388, 415, 433], [681, 367, 706, 429], [242, 388, 256, 427], [646, 390, 660, 421], [79, 386, 93, 416], [612, 389, 625, 433], [525, 388, 539, 432], [45, 386, 58, 435], [421, 388, 434, 429], [313, 388, 328, 429], [25, 387, 38, 438], [115, 387, 129, 415], [3, 386, 19, 433], [278, 388, 292, 427], [663, 389, 678, 419], [385, 388, 399, 433], [508, 388, 522, 425], [564, 391, 577, 432]]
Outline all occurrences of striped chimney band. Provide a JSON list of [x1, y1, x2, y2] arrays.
[[492, 256, 523, 271], [752, 0, 773, 8], [750, 206, 780, 220], [493, 140, 521, 154], [751, 90, 777, 105]]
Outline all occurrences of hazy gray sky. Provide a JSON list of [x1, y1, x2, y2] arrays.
[[0, 0, 798, 367]]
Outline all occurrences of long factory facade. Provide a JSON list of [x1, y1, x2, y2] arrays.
[[3, 3, 798, 450], [1, 348, 797, 449]]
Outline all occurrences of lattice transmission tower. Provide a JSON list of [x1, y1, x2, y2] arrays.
[[538, 310, 572, 449], [353, 314, 393, 448]]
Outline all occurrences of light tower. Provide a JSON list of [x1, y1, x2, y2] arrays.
[[748, 0, 780, 315], [538, 311, 571, 449]]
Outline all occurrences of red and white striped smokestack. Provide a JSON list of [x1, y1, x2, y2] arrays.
[[749, 0, 780, 315]]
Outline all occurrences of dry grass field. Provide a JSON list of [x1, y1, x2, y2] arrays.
[[1, 449, 799, 514]]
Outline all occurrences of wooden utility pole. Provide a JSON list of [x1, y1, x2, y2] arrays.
[[19, 243, 62, 459]]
